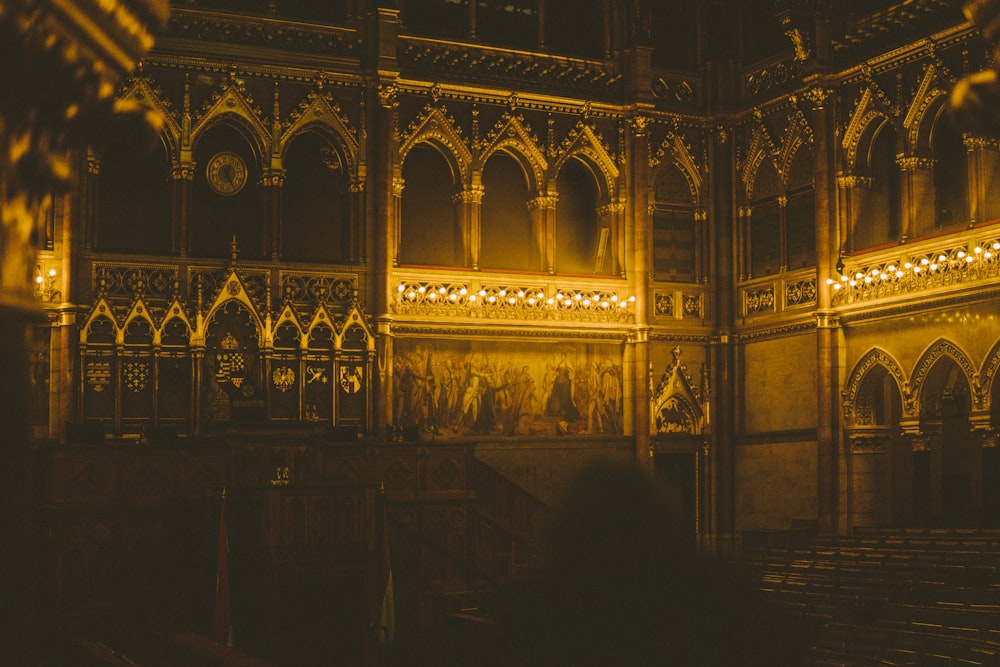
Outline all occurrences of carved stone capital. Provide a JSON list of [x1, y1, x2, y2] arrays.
[[451, 186, 484, 205], [527, 195, 558, 211], [837, 173, 873, 189], [896, 155, 936, 171]]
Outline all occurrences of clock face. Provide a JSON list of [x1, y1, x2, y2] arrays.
[[206, 152, 248, 196]]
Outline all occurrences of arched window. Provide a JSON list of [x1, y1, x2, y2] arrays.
[[481, 152, 535, 272], [932, 109, 968, 230], [652, 162, 696, 283], [96, 137, 172, 254], [400, 143, 459, 267], [749, 159, 781, 277], [785, 147, 816, 270], [861, 123, 901, 249], [283, 131, 351, 263], [191, 123, 264, 259], [556, 157, 603, 275]]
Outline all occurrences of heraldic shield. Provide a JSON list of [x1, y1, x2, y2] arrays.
[[204, 301, 261, 421]]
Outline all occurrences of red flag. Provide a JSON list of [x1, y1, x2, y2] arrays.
[[376, 485, 395, 644], [211, 490, 233, 647]]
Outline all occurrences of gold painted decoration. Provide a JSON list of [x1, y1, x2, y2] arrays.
[[272, 366, 295, 392], [86, 360, 112, 392], [306, 366, 328, 384], [124, 362, 149, 393], [339, 365, 362, 394], [215, 333, 246, 387]]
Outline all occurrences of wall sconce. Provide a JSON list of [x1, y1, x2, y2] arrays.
[[35, 266, 61, 303]]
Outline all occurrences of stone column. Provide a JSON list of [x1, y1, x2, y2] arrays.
[[626, 115, 651, 466], [451, 185, 483, 270], [527, 194, 557, 274], [172, 162, 195, 256], [373, 82, 400, 435], [807, 84, 843, 536], [262, 168, 285, 260], [709, 123, 736, 554], [597, 200, 625, 276], [964, 136, 1000, 225], [777, 194, 789, 272], [836, 173, 872, 254], [897, 155, 936, 240]]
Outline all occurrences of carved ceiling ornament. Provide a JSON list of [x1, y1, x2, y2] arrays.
[[399, 104, 472, 185], [842, 347, 909, 427]]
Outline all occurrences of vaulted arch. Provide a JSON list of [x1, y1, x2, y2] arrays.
[[910, 338, 978, 416], [399, 104, 472, 186], [190, 81, 271, 165], [842, 347, 909, 426], [552, 121, 619, 202], [479, 112, 547, 194]]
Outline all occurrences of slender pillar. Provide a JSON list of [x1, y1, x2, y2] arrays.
[[263, 169, 285, 260], [373, 82, 400, 434], [172, 162, 194, 256], [836, 173, 872, 254], [527, 194, 557, 274], [452, 185, 483, 269], [807, 84, 842, 536], [897, 155, 936, 240], [709, 122, 737, 555], [627, 115, 652, 466]]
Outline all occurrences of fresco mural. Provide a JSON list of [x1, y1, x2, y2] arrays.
[[393, 339, 625, 438]]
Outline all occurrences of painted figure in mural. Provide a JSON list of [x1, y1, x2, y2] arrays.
[[546, 356, 580, 423], [459, 360, 485, 428], [601, 359, 623, 434], [502, 365, 537, 435]]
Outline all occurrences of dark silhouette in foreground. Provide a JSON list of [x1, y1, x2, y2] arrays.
[[490, 461, 806, 666]]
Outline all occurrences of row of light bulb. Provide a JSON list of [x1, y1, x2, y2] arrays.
[[397, 283, 636, 308], [826, 242, 1000, 290]]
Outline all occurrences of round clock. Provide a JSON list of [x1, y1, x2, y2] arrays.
[[206, 151, 248, 196]]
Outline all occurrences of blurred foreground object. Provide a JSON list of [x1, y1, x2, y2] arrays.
[[951, 0, 1000, 136]]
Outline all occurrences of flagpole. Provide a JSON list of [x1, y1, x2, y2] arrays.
[[376, 482, 395, 654], [211, 486, 233, 648]]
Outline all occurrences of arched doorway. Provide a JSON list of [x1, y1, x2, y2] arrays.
[[918, 358, 977, 526]]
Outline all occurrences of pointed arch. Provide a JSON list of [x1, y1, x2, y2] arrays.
[[281, 90, 360, 178], [904, 65, 952, 153], [652, 130, 702, 206], [843, 86, 899, 173], [979, 337, 1000, 413], [399, 104, 472, 185], [190, 81, 271, 164], [203, 270, 265, 340], [742, 122, 780, 200], [480, 112, 547, 194], [842, 347, 910, 425], [778, 109, 814, 189], [118, 75, 182, 157], [553, 121, 619, 201], [650, 348, 705, 435], [910, 338, 978, 414]]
